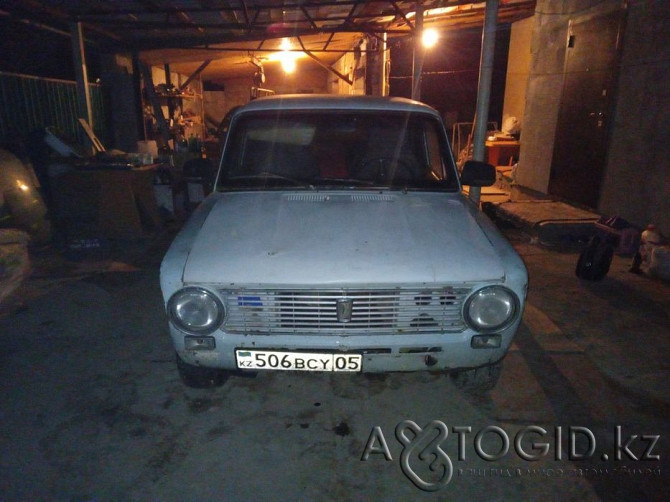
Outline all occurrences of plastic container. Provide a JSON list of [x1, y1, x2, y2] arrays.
[[640, 224, 663, 263]]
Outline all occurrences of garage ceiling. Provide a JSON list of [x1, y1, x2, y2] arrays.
[[1, 0, 536, 80]]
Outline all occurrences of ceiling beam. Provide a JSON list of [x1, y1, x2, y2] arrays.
[[322, 32, 337, 51], [296, 37, 353, 86], [179, 59, 212, 90], [71, 1, 382, 17], [147, 45, 378, 54], [4, 0, 121, 40], [77, 13, 399, 30], [300, 6, 319, 30], [136, 0, 204, 33], [2, 0, 537, 56], [389, 0, 414, 30], [110, 25, 409, 52]]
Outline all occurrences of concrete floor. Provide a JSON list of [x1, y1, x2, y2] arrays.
[[0, 223, 668, 501]]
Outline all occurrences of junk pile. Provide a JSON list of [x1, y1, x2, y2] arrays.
[[630, 224, 670, 281], [0, 149, 50, 304], [575, 216, 670, 282], [575, 216, 638, 281], [42, 125, 170, 257], [0, 149, 51, 243], [0, 229, 30, 305]]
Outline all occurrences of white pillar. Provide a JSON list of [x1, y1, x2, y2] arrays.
[[70, 22, 93, 128]]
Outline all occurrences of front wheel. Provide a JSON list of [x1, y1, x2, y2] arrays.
[[450, 361, 502, 394], [176, 353, 229, 388]]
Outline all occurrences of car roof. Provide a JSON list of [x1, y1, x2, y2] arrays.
[[235, 94, 441, 116]]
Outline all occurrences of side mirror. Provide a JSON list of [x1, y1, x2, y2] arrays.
[[460, 160, 496, 187]]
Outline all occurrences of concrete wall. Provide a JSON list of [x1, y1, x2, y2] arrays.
[[330, 39, 367, 95], [516, 0, 623, 194], [217, 66, 330, 117], [266, 64, 329, 95], [514, 0, 669, 234], [598, 0, 670, 235], [213, 54, 364, 117], [514, 1, 572, 193], [217, 78, 251, 115], [202, 91, 226, 133], [503, 16, 533, 130]]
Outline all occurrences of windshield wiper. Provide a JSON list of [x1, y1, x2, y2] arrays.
[[312, 177, 378, 187], [227, 172, 315, 189]]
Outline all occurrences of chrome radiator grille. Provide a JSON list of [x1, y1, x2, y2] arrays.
[[221, 288, 470, 334]]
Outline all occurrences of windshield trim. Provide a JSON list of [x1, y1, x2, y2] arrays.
[[216, 183, 461, 194], [215, 108, 460, 192]]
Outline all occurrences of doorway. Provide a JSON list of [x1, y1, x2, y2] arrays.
[[548, 8, 626, 208]]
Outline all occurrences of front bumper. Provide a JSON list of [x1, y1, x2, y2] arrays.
[[169, 319, 521, 373]]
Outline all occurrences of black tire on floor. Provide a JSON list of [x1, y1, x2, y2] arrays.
[[593, 241, 614, 279], [575, 235, 614, 281], [176, 353, 229, 388], [451, 361, 502, 394]]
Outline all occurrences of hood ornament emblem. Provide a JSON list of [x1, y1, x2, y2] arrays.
[[336, 298, 354, 323]]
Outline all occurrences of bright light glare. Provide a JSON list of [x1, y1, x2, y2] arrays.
[[407, 7, 457, 19], [281, 57, 296, 73], [422, 28, 439, 48], [16, 180, 30, 192], [280, 38, 292, 51], [276, 38, 299, 73]]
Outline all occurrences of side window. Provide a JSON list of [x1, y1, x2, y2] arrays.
[[425, 122, 446, 180]]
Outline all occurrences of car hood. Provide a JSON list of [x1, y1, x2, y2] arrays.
[[182, 191, 505, 286]]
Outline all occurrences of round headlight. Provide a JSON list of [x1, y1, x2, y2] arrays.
[[167, 287, 224, 334], [464, 286, 518, 332]]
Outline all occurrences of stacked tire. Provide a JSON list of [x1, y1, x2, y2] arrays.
[[575, 235, 614, 281]]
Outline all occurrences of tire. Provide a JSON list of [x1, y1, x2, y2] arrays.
[[575, 235, 614, 281], [593, 242, 614, 279], [176, 353, 229, 388], [451, 361, 502, 394]]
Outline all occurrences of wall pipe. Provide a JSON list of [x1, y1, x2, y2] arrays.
[[469, 0, 499, 204], [411, 6, 424, 101]]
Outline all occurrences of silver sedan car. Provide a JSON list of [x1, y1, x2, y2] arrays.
[[160, 95, 527, 392]]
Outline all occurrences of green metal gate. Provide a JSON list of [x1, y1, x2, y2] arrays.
[[0, 71, 107, 150]]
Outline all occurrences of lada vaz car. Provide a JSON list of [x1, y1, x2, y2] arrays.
[[160, 95, 527, 392]]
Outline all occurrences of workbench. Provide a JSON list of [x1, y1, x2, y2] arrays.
[[50, 163, 164, 242], [485, 139, 520, 166]]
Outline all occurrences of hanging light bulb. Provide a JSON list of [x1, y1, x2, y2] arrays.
[[280, 38, 292, 51], [422, 28, 439, 49], [279, 38, 298, 73], [267, 38, 303, 73], [281, 56, 296, 73]]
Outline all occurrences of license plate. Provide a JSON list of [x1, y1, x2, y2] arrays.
[[235, 350, 362, 372]]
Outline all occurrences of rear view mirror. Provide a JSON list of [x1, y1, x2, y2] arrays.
[[460, 160, 496, 187]]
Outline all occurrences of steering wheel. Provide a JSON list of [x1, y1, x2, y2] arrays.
[[356, 156, 415, 183]]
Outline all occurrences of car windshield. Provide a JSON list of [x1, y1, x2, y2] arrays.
[[216, 110, 460, 191]]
